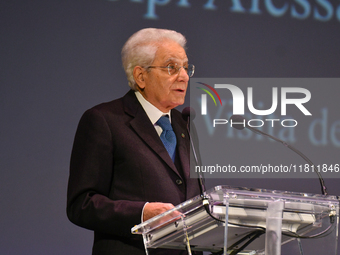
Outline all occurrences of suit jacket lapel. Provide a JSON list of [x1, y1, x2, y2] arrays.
[[172, 112, 190, 180], [122, 91, 182, 177]]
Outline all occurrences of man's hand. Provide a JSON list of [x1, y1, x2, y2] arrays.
[[143, 202, 180, 222]]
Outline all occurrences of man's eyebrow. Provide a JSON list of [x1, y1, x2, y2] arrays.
[[165, 57, 189, 64]]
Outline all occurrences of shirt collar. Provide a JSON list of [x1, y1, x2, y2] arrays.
[[135, 91, 171, 125]]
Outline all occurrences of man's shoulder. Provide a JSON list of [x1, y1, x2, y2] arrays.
[[86, 90, 136, 114], [90, 98, 123, 112]]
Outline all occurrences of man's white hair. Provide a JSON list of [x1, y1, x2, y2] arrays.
[[121, 28, 187, 90]]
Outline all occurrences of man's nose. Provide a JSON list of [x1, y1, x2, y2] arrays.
[[177, 67, 189, 82]]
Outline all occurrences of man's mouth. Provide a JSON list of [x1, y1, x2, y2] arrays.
[[174, 88, 185, 93]]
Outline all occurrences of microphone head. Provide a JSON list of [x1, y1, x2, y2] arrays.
[[182, 107, 196, 121], [229, 115, 246, 130]]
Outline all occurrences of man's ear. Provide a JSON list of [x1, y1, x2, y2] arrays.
[[133, 66, 146, 90]]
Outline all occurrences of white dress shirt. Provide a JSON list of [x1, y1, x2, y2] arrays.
[[135, 91, 171, 136], [135, 91, 172, 222]]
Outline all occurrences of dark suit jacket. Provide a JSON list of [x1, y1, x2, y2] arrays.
[[67, 90, 202, 255]]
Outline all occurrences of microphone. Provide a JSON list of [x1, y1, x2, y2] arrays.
[[182, 107, 206, 195], [229, 115, 328, 195], [182, 106, 196, 121]]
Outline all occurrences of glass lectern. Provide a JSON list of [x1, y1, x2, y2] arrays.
[[132, 186, 339, 255]]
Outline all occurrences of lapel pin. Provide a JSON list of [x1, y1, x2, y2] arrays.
[[181, 133, 185, 138]]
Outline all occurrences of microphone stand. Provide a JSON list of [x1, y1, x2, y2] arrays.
[[184, 110, 225, 227], [186, 115, 206, 196]]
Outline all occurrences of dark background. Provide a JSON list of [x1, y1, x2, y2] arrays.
[[1, 0, 339, 254]]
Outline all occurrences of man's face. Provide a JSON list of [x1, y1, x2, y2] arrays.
[[139, 40, 189, 113]]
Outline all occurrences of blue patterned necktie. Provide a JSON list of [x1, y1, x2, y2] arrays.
[[156, 115, 177, 162]]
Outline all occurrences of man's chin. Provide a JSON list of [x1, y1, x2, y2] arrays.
[[173, 99, 186, 108]]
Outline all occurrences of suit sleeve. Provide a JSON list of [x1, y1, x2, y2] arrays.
[[66, 108, 145, 237]]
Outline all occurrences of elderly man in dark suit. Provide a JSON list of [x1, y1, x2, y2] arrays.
[[67, 28, 201, 255]]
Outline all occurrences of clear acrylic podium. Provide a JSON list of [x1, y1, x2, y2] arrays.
[[132, 186, 339, 255]]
